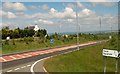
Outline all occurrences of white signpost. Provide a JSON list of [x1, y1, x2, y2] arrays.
[[103, 49, 119, 58], [102, 49, 119, 74]]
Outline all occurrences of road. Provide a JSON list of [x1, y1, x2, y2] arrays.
[[0, 40, 107, 74]]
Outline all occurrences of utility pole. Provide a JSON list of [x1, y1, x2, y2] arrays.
[[99, 17, 101, 34], [75, 1, 79, 50], [59, 24, 61, 35]]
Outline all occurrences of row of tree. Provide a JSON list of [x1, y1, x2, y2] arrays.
[[2, 26, 47, 39]]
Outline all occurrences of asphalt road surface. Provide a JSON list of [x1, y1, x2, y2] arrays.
[[0, 40, 107, 74]]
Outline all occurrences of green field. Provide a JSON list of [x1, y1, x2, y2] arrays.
[[2, 34, 107, 54], [44, 43, 120, 72], [2, 38, 75, 54]]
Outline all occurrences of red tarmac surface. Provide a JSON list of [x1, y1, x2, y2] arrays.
[[0, 41, 101, 62]]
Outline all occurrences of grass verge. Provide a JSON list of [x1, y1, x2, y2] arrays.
[[44, 43, 120, 72]]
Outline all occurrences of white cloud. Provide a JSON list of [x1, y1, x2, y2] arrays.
[[5, 7, 95, 20], [77, 1, 85, 8], [0, 22, 10, 28], [0, 10, 17, 19], [81, 8, 95, 16], [49, 8, 58, 14], [7, 12, 17, 19], [34, 19, 54, 25], [49, 7, 76, 19], [2, 2, 13, 10], [13, 3, 26, 11], [3, 2, 26, 11]]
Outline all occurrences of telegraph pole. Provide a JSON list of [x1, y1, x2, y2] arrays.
[[99, 17, 101, 34], [59, 23, 61, 35], [75, 1, 79, 50]]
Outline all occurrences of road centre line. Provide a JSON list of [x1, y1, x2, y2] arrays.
[[14, 68, 20, 71], [7, 70, 13, 72]]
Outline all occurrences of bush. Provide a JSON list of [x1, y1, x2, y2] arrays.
[[24, 37, 34, 44], [5, 40, 9, 45], [12, 39, 15, 45], [19, 38, 24, 42], [109, 36, 118, 49]]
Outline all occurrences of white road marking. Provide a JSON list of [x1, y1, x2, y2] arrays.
[[23, 54, 32, 57], [0, 70, 2, 74], [0, 72, 2, 74], [14, 68, 20, 71], [17, 54, 25, 57], [27, 65, 31, 67], [7, 70, 13, 72], [21, 66, 26, 69], [31, 57, 50, 74], [9, 56, 16, 59], [43, 67, 47, 73], [0, 57, 7, 61], [2, 41, 105, 73]]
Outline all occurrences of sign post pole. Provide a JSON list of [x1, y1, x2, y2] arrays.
[[103, 49, 119, 74], [115, 58, 118, 74], [104, 56, 106, 74]]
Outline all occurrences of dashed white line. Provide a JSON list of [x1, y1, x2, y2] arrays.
[[27, 65, 31, 67], [14, 68, 20, 71], [21, 66, 26, 69], [7, 70, 13, 72]]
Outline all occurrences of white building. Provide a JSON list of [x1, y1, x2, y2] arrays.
[[29, 25, 40, 31], [34, 25, 39, 31]]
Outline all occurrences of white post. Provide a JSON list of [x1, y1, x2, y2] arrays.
[[104, 57, 106, 74], [115, 58, 118, 74]]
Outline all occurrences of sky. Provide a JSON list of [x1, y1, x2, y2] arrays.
[[0, 0, 119, 33]]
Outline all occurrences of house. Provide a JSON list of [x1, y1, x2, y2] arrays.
[[29, 25, 40, 31]]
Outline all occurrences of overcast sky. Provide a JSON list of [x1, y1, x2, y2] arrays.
[[0, 0, 119, 33]]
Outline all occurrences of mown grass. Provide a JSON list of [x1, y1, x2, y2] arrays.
[[2, 34, 106, 54], [2, 37, 91, 54], [2, 32, 110, 55], [2, 39, 73, 54], [44, 43, 120, 72]]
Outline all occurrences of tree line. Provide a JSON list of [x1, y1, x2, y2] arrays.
[[2, 26, 47, 39]]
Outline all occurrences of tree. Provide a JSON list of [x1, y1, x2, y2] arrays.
[[2, 26, 10, 39]]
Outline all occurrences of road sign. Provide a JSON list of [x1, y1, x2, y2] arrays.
[[102, 49, 119, 58], [50, 39, 54, 43]]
